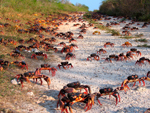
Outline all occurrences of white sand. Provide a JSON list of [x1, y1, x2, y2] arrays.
[[16, 16, 150, 113]]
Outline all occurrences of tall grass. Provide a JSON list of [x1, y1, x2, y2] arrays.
[[1, 0, 88, 15]]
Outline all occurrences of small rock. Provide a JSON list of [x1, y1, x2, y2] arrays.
[[11, 78, 20, 85], [32, 48, 39, 52], [27, 91, 34, 96]]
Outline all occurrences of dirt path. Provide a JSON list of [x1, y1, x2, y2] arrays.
[[11, 15, 150, 113]]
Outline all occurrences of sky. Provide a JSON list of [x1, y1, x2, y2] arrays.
[[69, 0, 103, 11]]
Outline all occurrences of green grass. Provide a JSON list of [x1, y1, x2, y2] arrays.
[[85, 17, 120, 36], [135, 33, 144, 38], [107, 29, 120, 36], [119, 33, 144, 39], [137, 44, 150, 48], [1, 0, 88, 15], [135, 38, 148, 42], [119, 35, 140, 39]]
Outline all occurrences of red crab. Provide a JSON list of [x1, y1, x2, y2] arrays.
[[97, 49, 107, 54], [57, 92, 95, 113], [11, 61, 28, 70], [10, 50, 24, 59], [31, 52, 47, 60], [87, 53, 100, 61], [121, 75, 145, 92], [135, 57, 150, 66], [122, 41, 132, 47], [57, 61, 73, 69], [104, 42, 114, 48], [127, 48, 141, 57], [15, 72, 51, 88], [95, 87, 123, 106], [35, 64, 57, 77], [57, 42, 66, 47], [61, 46, 74, 53], [58, 81, 91, 98], [0, 59, 10, 69], [65, 52, 76, 60], [69, 38, 77, 43]]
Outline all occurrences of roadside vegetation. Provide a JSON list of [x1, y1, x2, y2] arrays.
[[137, 44, 150, 48], [83, 13, 121, 36], [135, 38, 148, 42], [99, 0, 150, 21]]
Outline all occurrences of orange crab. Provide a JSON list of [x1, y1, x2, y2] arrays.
[[92, 31, 101, 35], [122, 41, 132, 47]]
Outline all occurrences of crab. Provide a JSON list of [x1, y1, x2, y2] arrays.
[[122, 41, 132, 47], [95, 87, 123, 106], [58, 81, 91, 98], [97, 49, 107, 54], [0, 65, 3, 71], [31, 52, 47, 60], [104, 58, 112, 63], [125, 52, 134, 60], [15, 45, 27, 51], [87, 53, 100, 61], [122, 30, 131, 36], [92, 31, 101, 35], [61, 46, 74, 53], [104, 42, 114, 48], [65, 52, 76, 60], [11, 61, 28, 70], [58, 42, 66, 47], [8, 39, 17, 45], [0, 59, 10, 69], [121, 75, 145, 92], [135, 57, 150, 66], [15, 72, 51, 88], [127, 48, 141, 56], [69, 43, 78, 49], [77, 34, 84, 39], [35, 64, 57, 77], [104, 54, 119, 62], [57, 92, 95, 113], [26, 38, 38, 44], [69, 38, 77, 43], [10, 50, 24, 59], [57, 61, 73, 69]]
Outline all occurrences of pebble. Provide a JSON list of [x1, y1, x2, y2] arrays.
[[27, 91, 34, 96], [11, 78, 20, 85]]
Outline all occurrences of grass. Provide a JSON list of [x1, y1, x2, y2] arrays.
[[85, 17, 121, 36], [135, 33, 144, 38], [107, 29, 120, 36], [135, 38, 148, 42], [119, 33, 144, 39], [137, 44, 150, 48]]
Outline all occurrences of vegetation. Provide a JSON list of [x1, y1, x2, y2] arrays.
[[0, 0, 88, 15], [99, 0, 150, 21], [119, 33, 144, 39], [137, 44, 150, 48], [135, 38, 148, 42]]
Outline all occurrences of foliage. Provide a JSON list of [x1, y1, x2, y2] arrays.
[[135, 38, 148, 42], [99, 0, 150, 21], [137, 44, 150, 48], [0, 0, 89, 14]]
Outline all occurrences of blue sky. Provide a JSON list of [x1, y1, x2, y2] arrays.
[[69, 0, 103, 11]]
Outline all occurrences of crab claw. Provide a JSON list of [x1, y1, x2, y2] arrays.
[[147, 71, 150, 77], [35, 68, 41, 75]]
